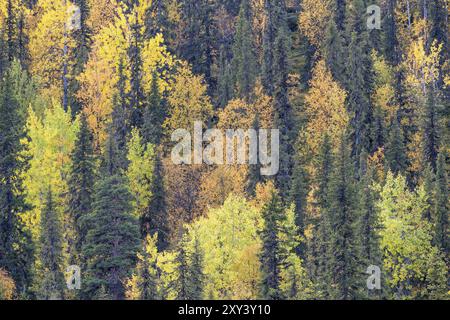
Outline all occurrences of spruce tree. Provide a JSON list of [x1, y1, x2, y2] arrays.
[[383, 0, 400, 65], [247, 114, 263, 195], [345, 30, 374, 165], [231, 0, 257, 101], [312, 134, 333, 296], [344, 0, 376, 167], [217, 45, 233, 108], [0, 64, 33, 295], [262, 0, 276, 95], [356, 151, 384, 299], [128, 12, 145, 129], [146, 152, 169, 250], [288, 135, 309, 253], [179, 0, 213, 84], [323, 21, 345, 84], [422, 87, 439, 170], [434, 152, 448, 254], [82, 172, 140, 299], [327, 134, 359, 300], [259, 189, 284, 300], [176, 233, 190, 300], [38, 189, 65, 300], [67, 113, 95, 265], [110, 59, 130, 171], [385, 118, 408, 174], [188, 233, 205, 300], [142, 72, 165, 146]]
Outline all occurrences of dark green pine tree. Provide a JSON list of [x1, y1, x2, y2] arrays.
[[81, 172, 140, 300], [434, 152, 448, 254], [38, 189, 65, 300], [1, 0, 29, 75], [327, 134, 359, 300], [128, 12, 145, 129], [69, 0, 91, 115], [334, 0, 347, 31], [217, 45, 233, 108], [262, 0, 276, 95], [310, 134, 333, 296], [422, 164, 435, 222], [231, 0, 257, 102], [176, 233, 192, 300], [187, 233, 205, 300], [5, 0, 16, 63], [259, 189, 285, 300], [323, 21, 346, 84], [383, 0, 400, 65], [288, 134, 309, 255], [142, 72, 165, 146], [67, 113, 95, 265], [178, 0, 213, 85], [110, 59, 131, 171], [345, 30, 375, 167], [344, 0, 376, 167], [422, 87, 440, 170], [356, 150, 384, 299], [0, 65, 33, 295], [146, 152, 169, 251], [385, 118, 408, 174], [273, 28, 294, 196], [247, 113, 263, 195], [262, 0, 289, 96]]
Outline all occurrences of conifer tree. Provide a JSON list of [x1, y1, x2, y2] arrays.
[[179, 0, 213, 84], [259, 189, 285, 300], [289, 135, 308, 244], [147, 152, 169, 250], [37, 189, 65, 300], [142, 72, 165, 145], [385, 118, 408, 174], [383, 0, 400, 65], [434, 152, 448, 254], [422, 87, 439, 170], [188, 233, 205, 300], [356, 151, 384, 299], [309, 134, 333, 295], [67, 113, 95, 265], [128, 12, 145, 129], [82, 173, 140, 299], [323, 21, 345, 84], [110, 59, 130, 171], [231, 0, 257, 101], [247, 114, 263, 195], [176, 233, 190, 300], [0, 64, 33, 295], [217, 45, 233, 108], [327, 134, 360, 300]]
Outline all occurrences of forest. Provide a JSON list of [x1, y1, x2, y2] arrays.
[[0, 0, 448, 300]]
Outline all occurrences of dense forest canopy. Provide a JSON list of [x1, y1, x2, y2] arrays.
[[0, 0, 448, 300]]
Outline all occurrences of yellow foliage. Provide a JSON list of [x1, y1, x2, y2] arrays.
[[0, 269, 16, 300], [78, 1, 175, 148], [298, 0, 332, 49], [28, 0, 77, 100], [304, 60, 349, 156]]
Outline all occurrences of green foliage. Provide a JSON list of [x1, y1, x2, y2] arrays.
[[82, 174, 140, 300], [36, 189, 65, 300], [0, 62, 33, 294], [377, 172, 447, 299]]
